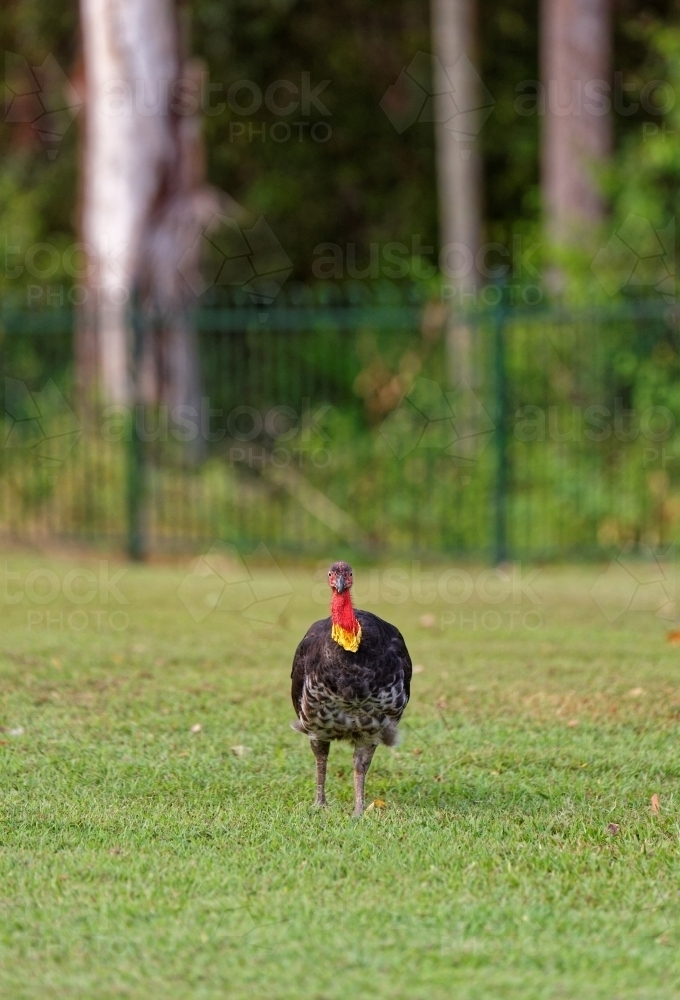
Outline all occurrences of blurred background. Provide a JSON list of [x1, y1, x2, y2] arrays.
[[1, 0, 680, 561]]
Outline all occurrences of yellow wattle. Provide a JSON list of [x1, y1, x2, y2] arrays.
[[331, 622, 362, 652]]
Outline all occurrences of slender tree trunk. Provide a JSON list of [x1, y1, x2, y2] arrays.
[[78, 0, 223, 409], [541, 0, 612, 244], [430, 0, 486, 385], [79, 0, 174, 403]]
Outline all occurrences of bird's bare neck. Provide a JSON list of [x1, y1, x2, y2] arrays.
[[330, 590, 359, 634]]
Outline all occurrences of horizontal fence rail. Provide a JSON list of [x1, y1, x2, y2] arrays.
[[1, 297, 679, 559]]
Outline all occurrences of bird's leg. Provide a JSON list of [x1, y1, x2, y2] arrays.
[[352, 744, 377, 817], [310, 738, 330, 807]]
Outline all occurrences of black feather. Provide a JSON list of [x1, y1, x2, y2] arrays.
[[291, 608, 412, 746]]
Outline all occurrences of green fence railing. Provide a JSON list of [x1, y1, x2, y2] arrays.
[[2, 296, 680, 560]]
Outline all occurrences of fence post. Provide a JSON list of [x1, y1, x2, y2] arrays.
[[493, 299, 508, 565], [127, 299, 146, 560]]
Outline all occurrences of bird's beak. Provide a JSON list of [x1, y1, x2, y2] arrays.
[[335, 575, 347, 593]]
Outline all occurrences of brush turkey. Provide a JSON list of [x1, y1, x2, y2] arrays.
[[291, 561, 412, 815]]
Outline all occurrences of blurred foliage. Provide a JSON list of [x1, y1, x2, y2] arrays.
[[192, 0, 435, 276], [0, 0, 79, 298], [607, 21, 680, 228], [0, 0, 677, 293], [553, 15, 680, 303], [3, 303, 680, 556]]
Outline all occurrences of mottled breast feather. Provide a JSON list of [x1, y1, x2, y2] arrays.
[[291, 610, 412, 745]]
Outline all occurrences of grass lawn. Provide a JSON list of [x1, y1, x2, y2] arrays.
[[1, 549, 680, 999]]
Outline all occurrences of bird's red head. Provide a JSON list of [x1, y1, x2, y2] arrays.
[[328, 561, 353, 594], [328, 561, 361, 651]]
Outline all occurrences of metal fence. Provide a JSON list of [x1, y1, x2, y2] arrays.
[[2, 295, 679, 560]]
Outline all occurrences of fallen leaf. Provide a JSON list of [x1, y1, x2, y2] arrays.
[[413, 664, 425, 674], [419, 614, 436, 628], [365, 799, 386, 811], [567, 719, 579, 728], [628, 687, 645, 697], [434, 774, 444, 782], [667, 630, 680, 645], [436, 696, 448, 710], [178, 751, 189, 757], [657, 933, 670, 945], [110, 846, 121, 856], [190, 723, 202, 734], [50, 658, 62, 668], [230, 745, 250, 757], [413, 747, 423, 755], [607, 822, 620, 836], [651, 793, 661, 815], [8, 727, 24, 737]]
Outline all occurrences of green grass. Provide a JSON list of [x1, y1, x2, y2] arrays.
[[2, 551, 680, 999]]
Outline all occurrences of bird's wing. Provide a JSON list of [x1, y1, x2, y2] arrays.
[[395, 629, 412, 700], [290, 642, 306, 717], [355, 610, 413, 702], [290, 619, 328, 717]]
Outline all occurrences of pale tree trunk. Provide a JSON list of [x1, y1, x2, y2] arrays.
[[541, 0, 612, 245], [430, 0, 486, 386], [78, 0, 225, 409]]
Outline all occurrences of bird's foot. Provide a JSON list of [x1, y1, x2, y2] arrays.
[[352, 804, 364, 818], [313, 796, 328, 808]]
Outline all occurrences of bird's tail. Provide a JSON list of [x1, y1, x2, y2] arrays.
[[380, 720, 401, 747]]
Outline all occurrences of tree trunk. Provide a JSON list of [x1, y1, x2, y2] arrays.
[[430, 0, 487, 385], [541, 0, 612, 244], [78, 0, 223, 409]]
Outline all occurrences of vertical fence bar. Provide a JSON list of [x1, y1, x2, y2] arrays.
[[493, 300, 509, 565], [127, 300, 146, 559]]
